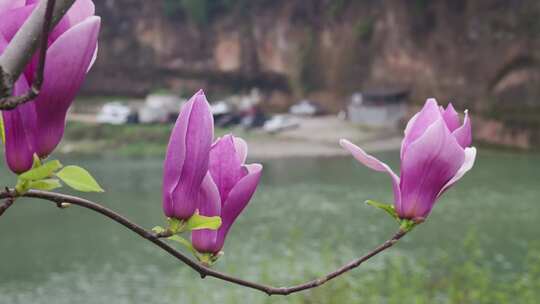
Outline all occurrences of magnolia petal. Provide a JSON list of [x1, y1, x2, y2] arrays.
[[0, 34, 35, 174], [340, 139, 402, 211], [441, 103, 460, 132], [213, 163, 262, 253], [87, 43, 98, 72], [33, 16, 100, 157], [163, 96, 195, 217], [191, 173, 222, 254], [233, 136, 248, 164], [437, 147, 477, 197], [399, 118, 465, 219], [401, 98, 441, 159], [0, 0, 25, 13], [50, 0, 95, 41], [452, 110, 472, 148], [0, 4, 34, 41], [168, 91, 214, 219], [2, 78, 36, 174], [209, 134, 246, 202]]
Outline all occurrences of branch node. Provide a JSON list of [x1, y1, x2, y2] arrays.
[[154, 230, 174, 238]]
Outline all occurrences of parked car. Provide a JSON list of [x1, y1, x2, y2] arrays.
[[289, 100, 324, 116], [263, 115, 300, 134], [96, 102, 131, 125], [139, 94, 185, 124]]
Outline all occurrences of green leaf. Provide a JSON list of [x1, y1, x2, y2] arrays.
[[167, 217, 184, 234], [152, 226, 166, 234], [56, 166, 104, 192], [28, 178, 62, 191], [366, 200, 400, 222], [186, 214, 222, 231], [19, 160, 62, 181], [14, 179, 29, 194]]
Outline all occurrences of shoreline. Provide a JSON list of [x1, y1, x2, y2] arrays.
[[59, 116, 403, 159]]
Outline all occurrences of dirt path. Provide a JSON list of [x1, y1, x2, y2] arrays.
[[245, 116, 401, 158]]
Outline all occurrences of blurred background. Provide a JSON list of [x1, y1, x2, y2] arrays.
[[1, 1, 540, 303]]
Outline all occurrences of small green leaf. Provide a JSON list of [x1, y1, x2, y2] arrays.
[[19, 160, 62, 181], [366, 200, 400, 222], [167, 217, 184, 234], [152, 226, 166, 234], [186, 214, 222, 231], [28, 178, 62, 191], [56, 166, 104, 192], [14, 179, 29, 194]]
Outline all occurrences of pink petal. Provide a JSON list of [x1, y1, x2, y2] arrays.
[[163, 97, 193, 217], [163, 90, 214, 219], [214, 163, 262, 252], [340, 139, 402, 211], [452, 110, 472, 148], [437, 147, 477, 197], [441, 103, 460, 132], [2, 78, 36, 174], [0, 0, 25, 13], [233, 136, 248, 164], [191, 173, 222, 254], [32, 16, 100, 157], [0, 4, 34, 41], [209, 134, 246, 202], [399, 118, 465, 219], [0, 32, 35, 173], [50, 0, 95, 42], [401, 98, 442, 159]]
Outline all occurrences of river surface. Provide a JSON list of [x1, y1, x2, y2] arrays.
[[0, 151, 539, 303]]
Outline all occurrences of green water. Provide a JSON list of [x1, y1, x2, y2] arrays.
[[0, 151, 539, 303]]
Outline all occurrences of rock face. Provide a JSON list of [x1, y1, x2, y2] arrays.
[[84, 0, 540, 147]]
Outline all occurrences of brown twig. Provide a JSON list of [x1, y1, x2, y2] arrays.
[[0, 196, 15, 217], [0, 0, 75, 104], [0, 189, 407, 296], [0, 0, 56, 110]]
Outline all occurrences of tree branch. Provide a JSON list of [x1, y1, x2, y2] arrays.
[[0, 0, 75, 101], [0, 189, 407, 296], [0, 195, 15, 217]]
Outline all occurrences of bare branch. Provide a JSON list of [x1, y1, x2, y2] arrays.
[[0, 0, 75, 100], [0, 189, 407, 296], [0, 198, 15, 216], [0, 0, 57, 110]]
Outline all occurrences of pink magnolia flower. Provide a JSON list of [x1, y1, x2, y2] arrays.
[[162, 90, 215, 220], [341, 98, 476, 220], [192, 134, 262, 255], [0, 0, 100, 173]]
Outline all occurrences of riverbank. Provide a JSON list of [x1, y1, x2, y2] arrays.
[[60, 116, 402, 158]]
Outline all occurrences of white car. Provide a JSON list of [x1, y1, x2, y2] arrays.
[[96, 102, 131, 125], [263, 115, 300, 134]]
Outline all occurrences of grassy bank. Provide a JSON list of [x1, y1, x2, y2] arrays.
[[61, 122, 255, 157]]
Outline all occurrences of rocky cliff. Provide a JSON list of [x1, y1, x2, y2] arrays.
[[84, 0, 540, 147]]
